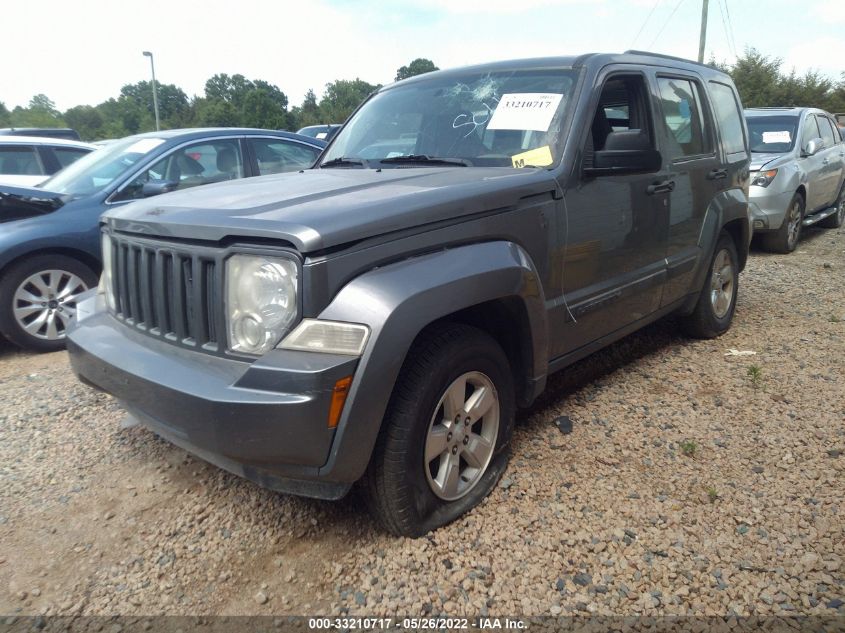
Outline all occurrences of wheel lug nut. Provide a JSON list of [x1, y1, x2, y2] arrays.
[[451, 446, 458, 455], [464, 417, 470, 426], [463, 436, 469, 445], [447, 432, 452, 441]]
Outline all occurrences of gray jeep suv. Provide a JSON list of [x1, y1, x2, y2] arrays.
[[68, 52, 751, 536], [745, 107, 845, 253]]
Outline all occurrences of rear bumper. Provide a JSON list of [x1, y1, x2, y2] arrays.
[[67, 293, 359, 499]]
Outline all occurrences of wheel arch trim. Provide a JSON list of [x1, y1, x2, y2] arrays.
[[314, 240, 548, 483]]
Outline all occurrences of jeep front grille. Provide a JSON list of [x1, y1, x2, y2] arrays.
[[108, 234, 221, 351]]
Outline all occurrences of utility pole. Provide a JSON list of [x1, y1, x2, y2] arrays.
[[142, 51, 161, 131], [697, 0, 709, 63]]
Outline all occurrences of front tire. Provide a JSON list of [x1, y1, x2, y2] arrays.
[[681, 231, 739, 339], [761, 193, 804, 253], [363, 323, 515, 537], [0, 255, 97, 352]]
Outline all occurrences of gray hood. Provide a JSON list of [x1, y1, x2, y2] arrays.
[[750, 152, 790, 171], [103, 167, 555, 252]]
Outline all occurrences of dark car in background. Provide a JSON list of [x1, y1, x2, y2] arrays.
[[296, 124, 342, 141], [0, 128, 82, 141], [0, 128, 325, 351]]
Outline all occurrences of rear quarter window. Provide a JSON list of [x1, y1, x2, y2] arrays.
[[708, 82, 746, 156]]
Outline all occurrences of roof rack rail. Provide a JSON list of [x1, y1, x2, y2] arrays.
[[623, 50, 718, 70]]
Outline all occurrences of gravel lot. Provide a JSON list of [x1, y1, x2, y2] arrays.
[[1, 227, 843, 618]]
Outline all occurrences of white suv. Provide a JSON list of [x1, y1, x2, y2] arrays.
[[0, 135, 95, 187]]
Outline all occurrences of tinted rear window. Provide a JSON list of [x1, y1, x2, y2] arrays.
[[709, 82, 746, 155]]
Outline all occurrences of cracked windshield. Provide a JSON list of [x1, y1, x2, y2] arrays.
[[321, 68, 578, 169]]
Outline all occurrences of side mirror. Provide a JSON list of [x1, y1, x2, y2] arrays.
[[141, 180, 178, 197], [584, 130, 662, 176], [803, 137, 824, 157]]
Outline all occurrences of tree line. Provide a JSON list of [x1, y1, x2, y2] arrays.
[[0, 58, 439, 141], [0, 52, 842, 142]]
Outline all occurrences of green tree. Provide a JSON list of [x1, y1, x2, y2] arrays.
[[395, 58, 439, 81], [241, 88, 287, 129], [319, 79, 380, 123], [64, 105, 104, 141], [10, 94, 65, 127], [204, 73, 255, 109], [120, 81, 189, 128], [288, 89, 322, 130], [193, 98, 240, 127], [0, 101, 10, 127]]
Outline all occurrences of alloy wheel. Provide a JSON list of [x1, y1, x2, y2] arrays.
[[13, 270, 89, 341], [709, 249, 735, 320], [786, 200, 802, 249], [424, 371, 500, 501]]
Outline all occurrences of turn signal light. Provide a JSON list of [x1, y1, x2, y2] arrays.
[[328, 376, 353, 429]]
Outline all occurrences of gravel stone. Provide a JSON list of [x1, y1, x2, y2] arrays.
[[0, 232, 843, 616]]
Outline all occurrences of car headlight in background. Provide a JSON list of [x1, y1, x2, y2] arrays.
[[226, 254, 298, 355], [98, 233, 116, 311], [279, 319, 370, 356], [751, 169, 778, 188]]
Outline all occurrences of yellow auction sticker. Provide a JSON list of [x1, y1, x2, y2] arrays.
[[511, 145, 553, 168]]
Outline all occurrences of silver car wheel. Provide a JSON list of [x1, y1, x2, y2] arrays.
[[786, 199, 802, 248], [424, 371, 499, 501], [709, 249, 735, 320], [13, 270, 89, 341]]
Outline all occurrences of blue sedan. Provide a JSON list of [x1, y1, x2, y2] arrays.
[[0, 128, 325, 351]]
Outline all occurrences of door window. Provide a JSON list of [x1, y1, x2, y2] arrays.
[[53, 147, 91, 168], [0, 145, 44, 175], [817, 116, 837, 147], [801, 115, 821, 148], [708, 82, 746, 155], [250, 139, 321, 175], [116, 139, 244, 201], [583, 74, 656, 168], [657, 77, 711, 158]]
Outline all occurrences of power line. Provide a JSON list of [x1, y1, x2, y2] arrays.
[[648, 0, 687, 49], [723, 0, 739, 57], [630, 0, 663, 48], [716, 0, 735, 58]]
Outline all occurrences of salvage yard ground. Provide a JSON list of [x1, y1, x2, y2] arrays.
[[1, 227, 843, 617]]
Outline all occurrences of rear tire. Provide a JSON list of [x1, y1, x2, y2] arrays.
[[0, 255, 97, 352], [363, 323, 514, 537], [819, 183, 845, 229], [761, 193, 804, 253], [681, 231, 739, 339]]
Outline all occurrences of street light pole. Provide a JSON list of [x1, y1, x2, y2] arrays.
[[142, 51, 161, 131]]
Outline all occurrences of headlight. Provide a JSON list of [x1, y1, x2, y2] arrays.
[[751, 169, 778, 187], [98, 233, 116, 311], [226, 254, 298, 355], [278, 319, 370, 356]]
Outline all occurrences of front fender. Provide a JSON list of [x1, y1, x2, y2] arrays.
[[315, 240, 548, 483]]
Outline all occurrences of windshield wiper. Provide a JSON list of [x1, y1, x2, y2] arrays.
[[378, 155, 470, 167], [320, 156, 368, 168]]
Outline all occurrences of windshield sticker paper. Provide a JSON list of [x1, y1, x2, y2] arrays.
[[511, 146, 553, 168], [488, 93, 563, 131], [124, 138, 165, 154], [762, 130, 791, 144]]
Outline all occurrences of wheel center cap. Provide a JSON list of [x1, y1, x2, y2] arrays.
[[48, 299, 59, 309]]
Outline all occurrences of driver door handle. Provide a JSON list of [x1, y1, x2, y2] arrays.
[[707, 168, 728, 180], [646, 180, 675, 195]]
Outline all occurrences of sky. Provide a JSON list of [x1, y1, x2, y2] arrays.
[[3, 0, 844, 112]]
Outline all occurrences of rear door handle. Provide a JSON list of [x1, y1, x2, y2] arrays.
[[646, 180, 675, 195], [707, 168, 728, 180]]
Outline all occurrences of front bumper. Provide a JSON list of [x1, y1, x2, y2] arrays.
[[748, 186, 794, 232], [67, 292, 359, 499]]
